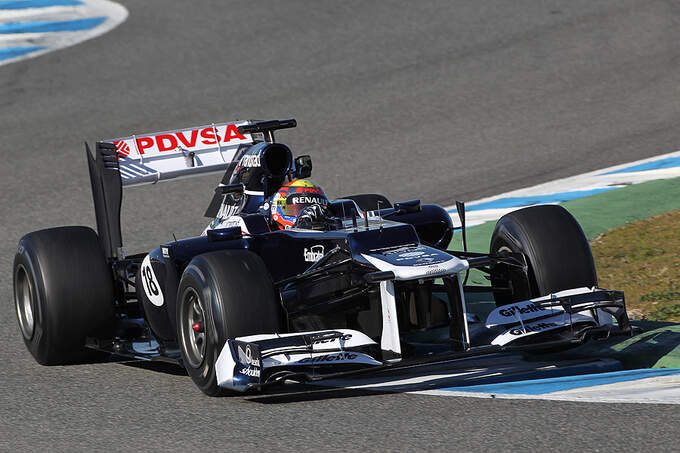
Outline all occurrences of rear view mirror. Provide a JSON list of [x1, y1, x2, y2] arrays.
[[394, 199, 421, 214], [294, 155, 312, 179], [216, 183, 245, 195], [216, 183, 244, 205]]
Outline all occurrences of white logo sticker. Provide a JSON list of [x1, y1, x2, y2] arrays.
[[399, 251, 425, 258], [304, 245, 324, 262], [239, 155, 261, 167], [491, 313, 595, 346], [237, 344, 261, 368]]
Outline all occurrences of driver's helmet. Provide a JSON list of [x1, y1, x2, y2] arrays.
[[270, 179, 329, 229]]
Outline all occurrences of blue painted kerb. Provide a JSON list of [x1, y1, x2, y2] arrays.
[[447, 188, 615, 213], [0, 17, 106, 34], [440, 368, 680, 395], [0, 0, 83, 10], [600, 156, 680, 175], [0, 45, 45, 61]]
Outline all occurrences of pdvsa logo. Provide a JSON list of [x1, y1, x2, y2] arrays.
[[304, 245, 324, 262]]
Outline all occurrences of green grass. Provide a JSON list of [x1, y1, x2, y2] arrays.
[[591, 209, 680, 322]]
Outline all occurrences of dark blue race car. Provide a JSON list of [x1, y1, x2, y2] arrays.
[[13, 119, 634, 396]]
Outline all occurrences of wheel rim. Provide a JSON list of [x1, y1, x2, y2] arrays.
[[15, 265, 35, 340], [180, 287, 207, 368], [493, 242, 533, 303]]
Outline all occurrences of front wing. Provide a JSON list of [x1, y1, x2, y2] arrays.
[[215, 287, 634, 392]]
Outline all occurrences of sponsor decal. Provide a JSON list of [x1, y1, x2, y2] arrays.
[[237, 344, 261, 368], [399, 251, 425, 258], [140, 255, 164, 307], [161, 247, 170, 258], [288, 195, 328, 205], [239, 155, 261, 168], [112, 123, 249, 157], [424, 267, 444, 276], [304, 245, 325, 262], [114, 140, 130, 158], [313, 334, 352, 345], [383, 246, 419, 255], [216, 203, 241, 220], [486, 298, 566, 327], [490, 312, 596, 346], [381, 245, 449, 266], [509, 322, 558, 336], [295, 187, 325, 195], [219, 217, 242, 228], [239, 366, 261, 378], [210, 216, 249, 234], [299, 352, 358, 364], [499, 303, 546, 317]]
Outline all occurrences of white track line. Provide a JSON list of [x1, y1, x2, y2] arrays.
[[447, 150, 680, 227], [416, 374, 680, 404], [0, 0, 128, 67], [0, 6, 83, 21]]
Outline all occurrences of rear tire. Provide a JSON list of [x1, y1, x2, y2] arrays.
[[176, 250, 282, 396], [13, 226, 115, 365], [342, 194, 392, 211], [490, 205, 597, 306]]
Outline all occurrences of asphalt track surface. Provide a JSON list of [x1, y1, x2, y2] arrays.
[[2, 1, 680, 451]]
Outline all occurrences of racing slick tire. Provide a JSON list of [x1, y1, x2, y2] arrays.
[[342, 194, 392, 211], [13, 226, 115, 365], [490, 205, 597, 307], [177, 250, 282, 396]]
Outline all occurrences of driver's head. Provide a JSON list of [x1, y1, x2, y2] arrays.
[[270, 179, 328, 229]]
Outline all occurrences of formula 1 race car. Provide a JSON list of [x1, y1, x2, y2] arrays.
[[13, 119, 634, 396]]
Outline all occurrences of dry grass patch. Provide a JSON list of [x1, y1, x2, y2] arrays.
[[591, 209, 680, 321]]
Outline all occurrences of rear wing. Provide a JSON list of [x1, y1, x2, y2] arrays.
[[86, 119, 296, 258], [107, 121, 255, 187]]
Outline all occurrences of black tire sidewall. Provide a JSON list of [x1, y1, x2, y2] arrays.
[[176, 250, 282, 396], [176, 268, 225, 396], [13, 227, 115, 365], [14, 242, 51, 364], [490, 205, 597, 305], [490, 217, 542, 299]]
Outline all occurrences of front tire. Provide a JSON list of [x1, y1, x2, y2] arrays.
[[13, 226, 115, 365], [176, 250, 282, 396], [490, 205, 597, 306]]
